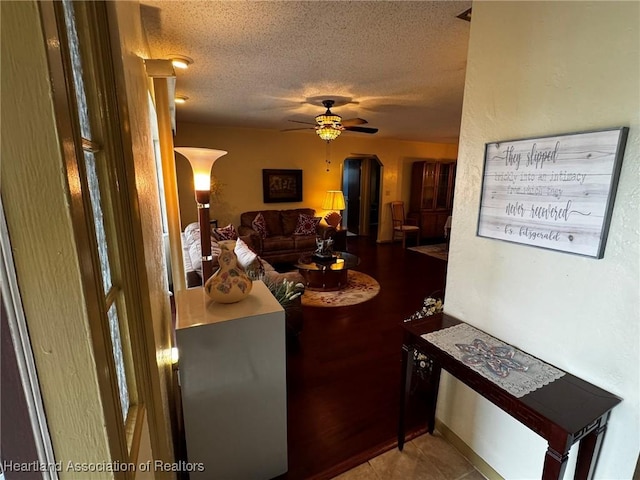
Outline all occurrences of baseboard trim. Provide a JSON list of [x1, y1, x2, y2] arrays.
[[435, 419, 503, 480]]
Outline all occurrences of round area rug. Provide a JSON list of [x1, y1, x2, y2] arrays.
[[301, 270, 380, 307]]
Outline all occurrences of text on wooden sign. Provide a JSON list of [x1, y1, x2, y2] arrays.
[[477, 128, 628, 258]]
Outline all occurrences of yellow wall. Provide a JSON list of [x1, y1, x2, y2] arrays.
[[444, 2, 639, 478], [174, 123, 457, 241]]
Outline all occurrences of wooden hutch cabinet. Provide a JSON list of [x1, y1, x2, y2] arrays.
[[408, 160, 456, 240]]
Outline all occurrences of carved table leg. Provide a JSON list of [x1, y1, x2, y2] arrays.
[[542, 446, 569, 480], [398, 343, 414, 451], [574, 416, 609, 480]]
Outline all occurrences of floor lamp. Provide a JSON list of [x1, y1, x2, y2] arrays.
[[174, 147, 227, 282]]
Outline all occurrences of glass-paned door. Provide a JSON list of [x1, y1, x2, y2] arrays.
[[53, 0, 143, 458], [421, 162, 437, 209], [436, 163, 452, 210]]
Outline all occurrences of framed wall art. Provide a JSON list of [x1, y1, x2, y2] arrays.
[[262, 169, 303, 203], [477, 127, 628, 258]]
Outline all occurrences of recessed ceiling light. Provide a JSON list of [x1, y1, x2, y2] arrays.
[[170, 55, 194, 69], [175, 95, 189, 104]]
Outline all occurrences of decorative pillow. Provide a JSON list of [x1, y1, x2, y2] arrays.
[[187, 238, 221, 277], [213, 223, 238, 241], [184, 222, 201, 245], [294, 214, 321, 235], [252, 212, 268, 239], [234, 237, 258, 270]]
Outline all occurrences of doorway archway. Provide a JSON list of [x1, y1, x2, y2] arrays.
[[341, 156, 383, 240]]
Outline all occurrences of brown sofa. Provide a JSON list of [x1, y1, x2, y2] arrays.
[[238, 208, 334, 264]]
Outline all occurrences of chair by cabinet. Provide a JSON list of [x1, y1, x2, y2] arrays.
[[408, 160, 456, 241], [390, 201, 420, 248]]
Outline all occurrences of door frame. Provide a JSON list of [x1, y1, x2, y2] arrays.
[[342, 158, 362, 235], [341, 155, 384, 239]]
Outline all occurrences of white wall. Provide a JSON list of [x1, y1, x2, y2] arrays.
[[443, 2, 639, 479]]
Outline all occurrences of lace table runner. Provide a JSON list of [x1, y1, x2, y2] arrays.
[[422, 323, 565, 398]]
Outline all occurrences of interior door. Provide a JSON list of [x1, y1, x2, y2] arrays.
[[1, 282, 46, 480], [343, 159, 361, 235], [368, 161, 381, 240]]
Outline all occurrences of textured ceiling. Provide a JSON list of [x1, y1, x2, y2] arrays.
[[140, 1, 471, 143]]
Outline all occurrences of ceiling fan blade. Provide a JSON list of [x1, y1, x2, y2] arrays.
[[344, 126, 378, 134], [288, 119, 316, 126], [281, 127, 315, 132], [342, 117, 368, 127]]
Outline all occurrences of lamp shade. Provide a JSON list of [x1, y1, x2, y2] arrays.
[[322, 190, 346, 211], [175, 147, 227, 191]]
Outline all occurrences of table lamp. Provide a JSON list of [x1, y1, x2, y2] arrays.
[[175, 147, 227, 282], [322, 190, 346, 228]]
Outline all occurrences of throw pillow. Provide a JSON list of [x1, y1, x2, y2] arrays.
[[294, 213, 321, 235], [184, 222, 201, 244], [187, 238, 221, 277], [213, 223, 238, 241], [234, 237, 258, 270], [252, 212, 268, 239]]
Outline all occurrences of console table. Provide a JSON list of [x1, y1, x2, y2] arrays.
[[398, 314, 621, 480]]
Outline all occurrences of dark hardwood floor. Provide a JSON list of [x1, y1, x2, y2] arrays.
[[281, 236, 448, 480]]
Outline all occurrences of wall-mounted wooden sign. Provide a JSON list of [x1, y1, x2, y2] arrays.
[[477, 128, 628, 258]]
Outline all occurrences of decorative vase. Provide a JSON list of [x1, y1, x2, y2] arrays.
[[204, 240, 252, 303]]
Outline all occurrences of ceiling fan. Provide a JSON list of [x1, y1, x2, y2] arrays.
[[283, 100, 378, 141]]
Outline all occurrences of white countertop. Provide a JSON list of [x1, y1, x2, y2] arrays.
[[175, 280, 283, 330]]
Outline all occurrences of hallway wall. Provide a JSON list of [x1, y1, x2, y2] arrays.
[[444, 2, 639, 478]]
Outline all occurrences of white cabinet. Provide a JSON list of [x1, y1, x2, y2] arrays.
[[175, 281, 287, 479]]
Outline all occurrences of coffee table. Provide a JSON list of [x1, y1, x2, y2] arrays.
[[295, 252, 360, 291]]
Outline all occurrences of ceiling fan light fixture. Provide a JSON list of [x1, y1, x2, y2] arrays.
[[315, 112, 342, 127], [315, 103, 344, 141], [316, 125, 343, 141]]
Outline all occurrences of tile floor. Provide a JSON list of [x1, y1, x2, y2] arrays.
[[332, 431, 486, 480]]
